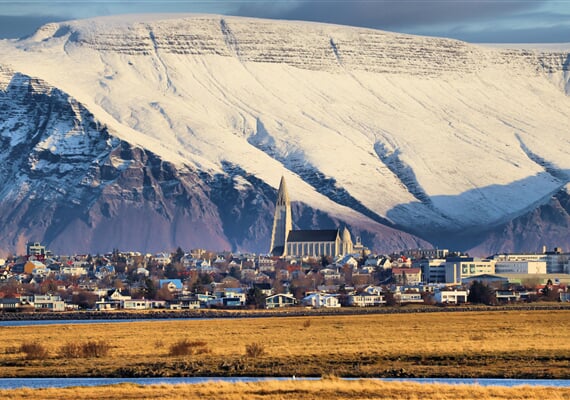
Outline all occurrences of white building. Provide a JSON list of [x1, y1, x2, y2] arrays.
[[445, 258, 496, 284], [301, 293, 340, 308], [495, 260, 547, 274], [414, 258, 446, 284], [434, 289, 468, 304], [347, 293, 385, 307]]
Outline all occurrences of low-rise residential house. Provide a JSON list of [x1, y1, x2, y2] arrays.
[[153, 253, 172, 266], [394, 291, 423, 303], [265, 293, 298, 308], [301, 293, 340, 308], [363, 285, 384, 296], [0, 298, 21, 310], [122, 299, 153, 310], [32, 265, 51, 278], [334, 255, 359, 269], [495, 290, 522, 303], [24, 260, 46, 275], [253, 282, 273, 297], [392, 267, 422, 285], [158, 279, 183, 293], [321, 267, 342, 280], [209, 288, 247, 307], [168, 296, 201, 309], [61, 265, 88, 276], [95, 265, 116, 280], [240, 268, 257, 282], [434, 289, 468, 304], [25, 294, 66, 311], [257, 257, 276, 273], [347, 292, 385, 307], [96, 289, 131, 310]]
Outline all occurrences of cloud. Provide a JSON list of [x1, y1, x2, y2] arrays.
[[0, 15, 67, 39], [234, 0, 540, 30]]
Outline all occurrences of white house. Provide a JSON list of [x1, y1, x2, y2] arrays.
[[434, 289, 468, 304], [347, 293, 385, 307], [301, 293, 340, 308], [265, 293, 298, 308]]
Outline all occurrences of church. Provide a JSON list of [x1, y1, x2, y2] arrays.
[[269, 176, 354, 258]]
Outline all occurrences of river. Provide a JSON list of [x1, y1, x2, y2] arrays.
[[0, 377, 568, 390]]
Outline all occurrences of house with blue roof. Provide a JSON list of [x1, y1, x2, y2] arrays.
[[159, 279, 183, 292]]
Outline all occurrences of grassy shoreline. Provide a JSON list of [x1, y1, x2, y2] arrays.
[[1, 310, 569, 379], [1, 302, 569, 322], [2, 379, 570, 400]]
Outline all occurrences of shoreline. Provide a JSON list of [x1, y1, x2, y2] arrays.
[[1, 303, 569, 321]]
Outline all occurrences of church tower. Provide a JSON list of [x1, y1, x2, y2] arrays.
[[269, 176, 292, 256]]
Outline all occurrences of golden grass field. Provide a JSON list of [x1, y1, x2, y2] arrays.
[[0, 310, 569, 398], [3, 379, 570, 400]]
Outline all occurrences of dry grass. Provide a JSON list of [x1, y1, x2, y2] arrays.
[[245, 342, 266, 358], [0, 310, 569, 378], [1, 380, 570, 400], [168, 339, 210, 356]]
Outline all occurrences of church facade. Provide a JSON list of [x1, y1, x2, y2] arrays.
[[269, 176, 353, 258]]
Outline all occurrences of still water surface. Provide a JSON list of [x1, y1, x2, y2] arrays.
[[0, 377, 568, 390]]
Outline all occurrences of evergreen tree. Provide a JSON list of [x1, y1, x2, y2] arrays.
[[143, 278, 157, 300], [467, 280, 496, 305]]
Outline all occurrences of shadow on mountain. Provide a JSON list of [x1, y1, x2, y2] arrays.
[[386, 171, 570, 255]]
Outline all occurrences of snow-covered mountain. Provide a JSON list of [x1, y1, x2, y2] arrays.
[[0, 14, 569, 255]]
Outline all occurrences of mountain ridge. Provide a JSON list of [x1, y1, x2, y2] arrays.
[[0, 15, 569, 255]]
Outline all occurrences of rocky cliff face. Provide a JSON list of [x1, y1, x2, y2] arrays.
[[0, 15, 569, 255]]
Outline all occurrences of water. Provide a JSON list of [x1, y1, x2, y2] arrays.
[[0, 319, 182, 327], [0, 377, 568, 390]]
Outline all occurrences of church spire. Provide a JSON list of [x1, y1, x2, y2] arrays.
[[269, 176, 292, 256], [276, 175, 290, 206]]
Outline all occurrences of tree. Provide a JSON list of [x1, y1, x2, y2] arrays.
[[384, 291, 397, 307], [72, 290, 98, 309], [173, 247, 185, 263], [467, 281, 496, 305], [246, 287, 267, 309], [143, 278, 157, 300]]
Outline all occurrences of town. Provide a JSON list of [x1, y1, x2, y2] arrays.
[[0, 239, 568, 312], [1, 177, 570, 312]]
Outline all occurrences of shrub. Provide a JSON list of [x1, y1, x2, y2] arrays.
[[303, 319, 312, 328], [168, 339, 210, 356], [245, 342, 266, 358], [20, 342, 49, 360], [81, 340, 110, 358], [59, 341, 110, 358], [59, 342, 82, 358]]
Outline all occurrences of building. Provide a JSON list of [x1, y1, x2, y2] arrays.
[[401, 248, 449, 260], [27, 242, 46, 260], [285, 228, 353, 258], [301, 293, 340, 308], [269, 176, 293, 256], [265, 293, 298, 308], [415, 258, 446, 284], [392, 267, 422, 285], [490, 248, 569, 274], [445, 257, 496, 284], [495, 260, 547, 275], [434, 289, 468, 304], [269, 176, 355, 258]]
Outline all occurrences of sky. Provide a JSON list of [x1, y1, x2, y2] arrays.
[[0, 1, 569, 43]]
